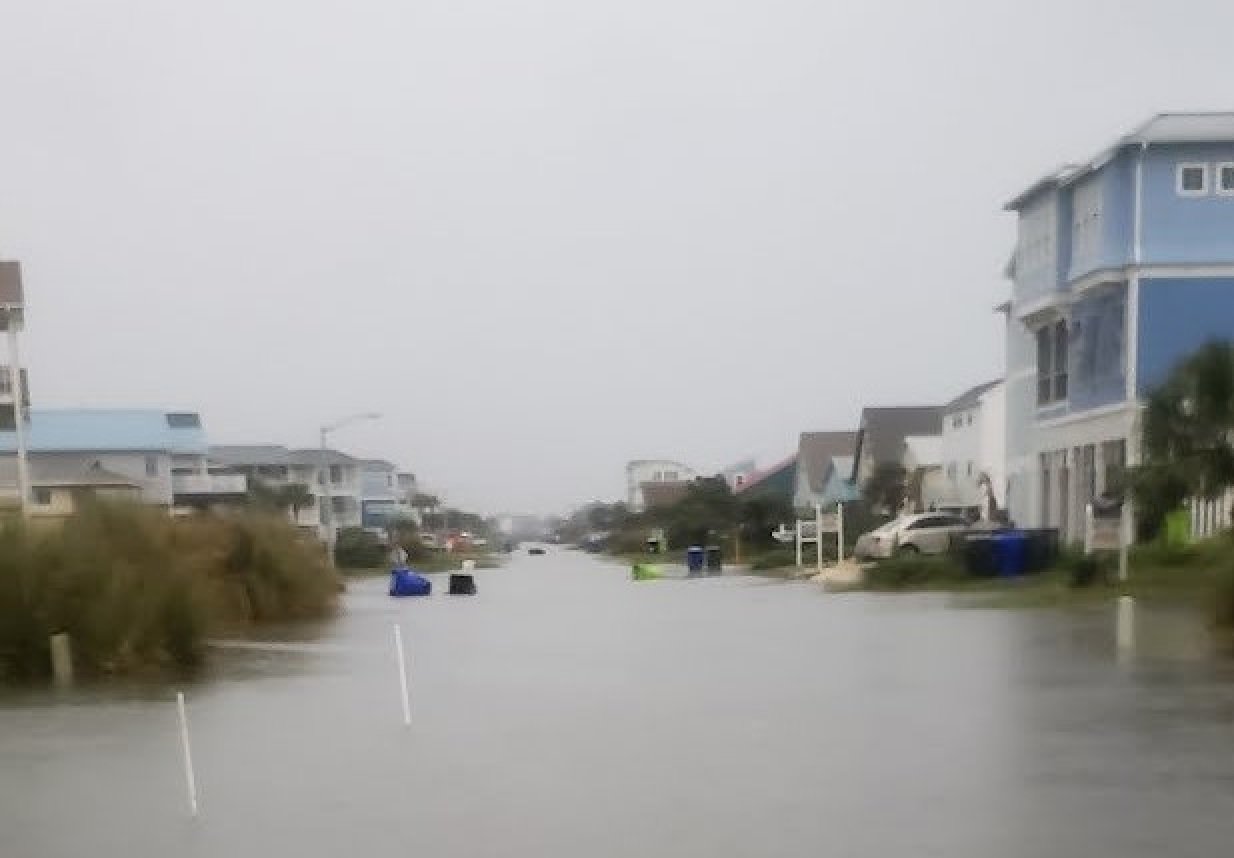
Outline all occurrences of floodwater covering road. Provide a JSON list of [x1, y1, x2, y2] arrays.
[[3, 548, 1234, 857]]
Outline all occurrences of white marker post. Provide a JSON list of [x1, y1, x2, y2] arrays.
[[393, 624, 411, 727], [175, 691, 199, 817], [837, 503, 846, 565], [815, 503, 824, 575]]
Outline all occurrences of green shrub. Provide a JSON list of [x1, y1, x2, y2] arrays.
[[862, 553, 968, 591], [333, 526, 387, 569]]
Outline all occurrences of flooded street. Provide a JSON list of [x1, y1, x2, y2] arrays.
[[4, 549, 1234, 857]]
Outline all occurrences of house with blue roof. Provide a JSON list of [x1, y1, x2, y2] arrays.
[[1003, 112, 1234, 541], [0, 409, 245, 510]]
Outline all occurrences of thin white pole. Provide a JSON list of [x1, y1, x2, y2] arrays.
[[837, 502, 845, 565], [175, 691, 199, 817], [393, 623, 411, 727], [1116, 595, 1135, 651], [814, 502, 823, 574]]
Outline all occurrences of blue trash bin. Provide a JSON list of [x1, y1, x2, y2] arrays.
[[991, 531, 1029, 577], [686, 546, 705, 575]]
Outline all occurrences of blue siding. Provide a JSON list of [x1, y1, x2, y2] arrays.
[[1141, 144, 1234, 265], [1069, 283, 1127, 411], [1101, 151, 1135, 270], [1137, 277, 1234, 393]]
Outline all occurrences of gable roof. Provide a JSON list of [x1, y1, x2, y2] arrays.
[[288, 449, 358, 466], [796, 431, 859, 493], [943, 379, 1002, 414], [209, 445, 291, 466], [854, 406, 942, 476], [1006, 112, 1234, 210], [0, 409, 207, 455], [735, 454, 797, 495]]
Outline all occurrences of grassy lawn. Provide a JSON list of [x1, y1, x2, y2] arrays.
[[340, 551, 504, 577]]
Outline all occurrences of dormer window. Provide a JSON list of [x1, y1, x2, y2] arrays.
[[1177, 163, 1208, 196], [1218, 162, 1234, 196]]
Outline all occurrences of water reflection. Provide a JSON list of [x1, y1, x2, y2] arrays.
[[2, 551, 1233, 857]]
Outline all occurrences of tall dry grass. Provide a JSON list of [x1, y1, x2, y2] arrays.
[[0, 501, 339, 681]]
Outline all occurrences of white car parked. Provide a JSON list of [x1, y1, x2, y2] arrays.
[[853, 513, 971, 560]]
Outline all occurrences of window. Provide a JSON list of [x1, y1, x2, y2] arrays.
[[951, 415, 962, 428], [165, 412, 201, 428], [33, 487, 52, 505], [966, 462, 973, 477], [1177, 163, 1208, 196], [329, 465, 343, 484], [1218, 162, 1234, 196], [145, 455, 159, 477], [966, 413, 973, 426], [665, 471, 678, 481], [947, 463, 957, 479], [1036, 320, 1069, 405]]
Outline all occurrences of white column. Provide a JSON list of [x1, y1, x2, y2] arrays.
[[6, 325, 29, 518]]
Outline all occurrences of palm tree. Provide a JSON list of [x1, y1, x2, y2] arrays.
[[276, 483, 316, 520], [1134, 341, 1234, 535]]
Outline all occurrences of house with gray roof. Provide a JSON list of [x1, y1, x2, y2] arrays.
[[851, 407, 943, 484], [793, 430, 859, 510], [939, 379, 1006, 512]]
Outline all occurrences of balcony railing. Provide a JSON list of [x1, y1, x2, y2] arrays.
[[172, 473, 248, 495]]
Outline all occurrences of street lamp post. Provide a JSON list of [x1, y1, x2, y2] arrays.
[[319, 412, 381, 564]]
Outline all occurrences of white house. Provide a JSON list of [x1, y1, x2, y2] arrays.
[[939, 380, 1006, 511], [209, 444, 365, 537], [626, 459, 697, 512]]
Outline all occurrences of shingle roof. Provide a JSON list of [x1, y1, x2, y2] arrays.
[[1006, 112, 1234, 210], [735, 454, 797, 494], [943, 379, 1002, 414], [287, 448, 358, 466], [796, 431, 859, 493], [209, 445, 291, 466], [855, 406, 942, 468], [0, 409, 207, 455]]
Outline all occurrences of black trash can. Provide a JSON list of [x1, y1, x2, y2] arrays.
[[448, 573, 477, 595], [705, 546, 722, 574], [686, 546, 705, 575]]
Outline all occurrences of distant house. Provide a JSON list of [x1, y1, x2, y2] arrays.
[[851, 406, 943, 490], [209, 444, 364, 537], [903, 434, 945, 511], [639, 480, 692, 510], [720, 458, 757, 492], [0, 459, 141, 517], [626, 459, 697, 512], [939, 379, 1006, 510], [793, 430, 859, 510], [0, 409, 244, 511], [735, 455, 797, 503]]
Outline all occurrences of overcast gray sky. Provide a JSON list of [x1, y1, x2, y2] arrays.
[[1, 0, 1232, 515]]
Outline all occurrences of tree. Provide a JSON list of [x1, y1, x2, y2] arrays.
[[1133, 341, 1234, 536], [736, 493, 794, 549], [863, 462, 908, 515], [275, 483, 315, 519]]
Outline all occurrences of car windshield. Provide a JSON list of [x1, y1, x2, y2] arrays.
[[873, 518, 903, 533]]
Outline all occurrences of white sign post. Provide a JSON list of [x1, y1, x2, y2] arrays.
[[794, 504, 843, 570]]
